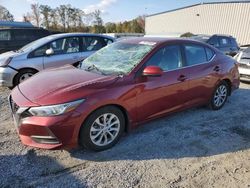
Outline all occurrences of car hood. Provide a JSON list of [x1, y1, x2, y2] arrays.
[[0, 51, 19, 59], [16, 65, 119, 106]]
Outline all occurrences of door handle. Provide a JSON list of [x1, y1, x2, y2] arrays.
[[177, 75, 187, 82], [213, 66, 220, 72]]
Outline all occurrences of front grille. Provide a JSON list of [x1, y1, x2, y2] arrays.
[[8, 95, 31, 129]]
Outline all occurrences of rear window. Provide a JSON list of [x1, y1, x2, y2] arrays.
[[218, 37, 231, 47], [0, 30, 11, 41], [184, 45, 207, 66]]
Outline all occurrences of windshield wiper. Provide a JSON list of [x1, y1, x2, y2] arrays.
[[85, 64, 106, 75]]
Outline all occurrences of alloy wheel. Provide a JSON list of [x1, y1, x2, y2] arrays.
[[213, 85, 228, 107], [90, 113, 120, 146]]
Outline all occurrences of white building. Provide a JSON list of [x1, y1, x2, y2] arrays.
[[145, 1, 250, 45]]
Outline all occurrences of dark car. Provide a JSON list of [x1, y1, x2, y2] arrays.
[[191, 34, 240, 56], [0, 28, 51, 54], [9, 37, 240, 151]]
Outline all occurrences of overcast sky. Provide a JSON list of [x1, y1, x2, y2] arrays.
[[0, 0, 241, 23]]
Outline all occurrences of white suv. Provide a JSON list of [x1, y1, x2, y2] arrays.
[[235, 47, 250, 82]]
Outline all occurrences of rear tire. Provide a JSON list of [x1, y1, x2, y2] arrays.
[[210, 81, 229, 110], [13, 69, 37, 87], [79, 106, 125, 151]]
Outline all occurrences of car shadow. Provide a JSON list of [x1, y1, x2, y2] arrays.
[[70, 87, 250, 162], [0, 150, 85, 187]]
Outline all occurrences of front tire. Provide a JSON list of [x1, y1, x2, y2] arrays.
[[13, 69, 37, 87], [79, 106, 125, 151], [210, 81, 229, 110]]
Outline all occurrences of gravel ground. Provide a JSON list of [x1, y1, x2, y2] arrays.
[[0, 83, 250, 188]]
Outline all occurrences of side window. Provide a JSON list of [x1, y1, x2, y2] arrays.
[[184, 45, 207, 66], [207, 37, 219, 47], [218, 37, 231, 47], [205, 47, 215, 61], [49, 37, 80, 55], [0, 30, 11, 41], [13, 30, 29, 40], [32, 45, 48, 57], [82, 36, 105, 52], [104, 38, 113, 45], [230, 38, 239, 48], [146, 45, 182, 71]]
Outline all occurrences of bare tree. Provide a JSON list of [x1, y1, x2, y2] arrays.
[[40, 5, 52, 29], [25, 3, 41, 27], [0, 5, 14, 21]]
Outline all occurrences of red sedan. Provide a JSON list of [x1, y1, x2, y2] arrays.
[[9, 38, 240, 151]]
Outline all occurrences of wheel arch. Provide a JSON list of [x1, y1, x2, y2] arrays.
[[221, 78, 232, 96], [13, 67, 39, 86]]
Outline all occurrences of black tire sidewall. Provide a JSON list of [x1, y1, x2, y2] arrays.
[[79, 106, 125, 151], [14, 69, 36, 86], [210, 81, 229, 110]]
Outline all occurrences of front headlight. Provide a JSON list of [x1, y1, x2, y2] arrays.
[[28, 99, 85, 117], [0, 57, 13, 67]]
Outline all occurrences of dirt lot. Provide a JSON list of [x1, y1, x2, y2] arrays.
[[0, 83, 250, 188]]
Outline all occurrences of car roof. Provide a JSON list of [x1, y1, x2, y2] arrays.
[[119, 37, 212, 46], [49, 33, 115, 40]]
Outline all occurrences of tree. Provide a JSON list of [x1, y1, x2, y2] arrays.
[[180, 32, 194, 37], [91, 10, 105, 33], [30, 3, 41, 27], [57, 5, 67, 31], [40, 5, 52, 29], [0, 5, 14, 21], [105, 22, 117, 33]]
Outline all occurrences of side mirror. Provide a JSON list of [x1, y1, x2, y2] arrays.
[[45, 48, 54, 56], [142, 66, 163, 77]]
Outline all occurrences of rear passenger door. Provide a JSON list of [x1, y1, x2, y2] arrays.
[[182, 44, 219, 106], [43, 36, 82, 69]]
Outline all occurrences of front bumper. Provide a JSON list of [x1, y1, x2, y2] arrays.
[[9, 96, 83, 149], [0, 66, 18, 87], [238, 67, 250, 82]]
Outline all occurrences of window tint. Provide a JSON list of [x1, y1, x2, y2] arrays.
[[146, 45, 182, 71], [184, 45, 207, 66], [32, 45, 48, 57], [82, 36, 105, 51], [104, 38, 113, 45], [219, 37, 231, 47], [0, 31, 11, 41], [208, 37, 219, 47], [49, 37, 80, 55], [13, 30, 30, 40], [205, 47, 215, 61], [230, 38, 238, 48]]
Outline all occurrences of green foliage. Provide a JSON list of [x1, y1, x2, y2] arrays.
[[180, 32, 194, 38]]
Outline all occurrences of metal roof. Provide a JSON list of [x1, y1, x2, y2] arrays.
[[147, 1, 250, 17], [0, 21, 34, 28]]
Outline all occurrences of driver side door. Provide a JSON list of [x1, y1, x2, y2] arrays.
[[136, 44, 190, 122]]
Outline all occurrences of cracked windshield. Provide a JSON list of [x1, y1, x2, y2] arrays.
[[81, 42, 155, 75]]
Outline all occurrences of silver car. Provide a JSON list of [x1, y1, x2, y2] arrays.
[[0, 33, 114, 88], [235, 47, 250, 82]]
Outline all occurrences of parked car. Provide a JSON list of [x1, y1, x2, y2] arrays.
[[191, 34, 240, 56], [9, 37, 240, 151], [0, 28, 51, 54], [234, 47, 250, 82], [0, 33, 115, 88]]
